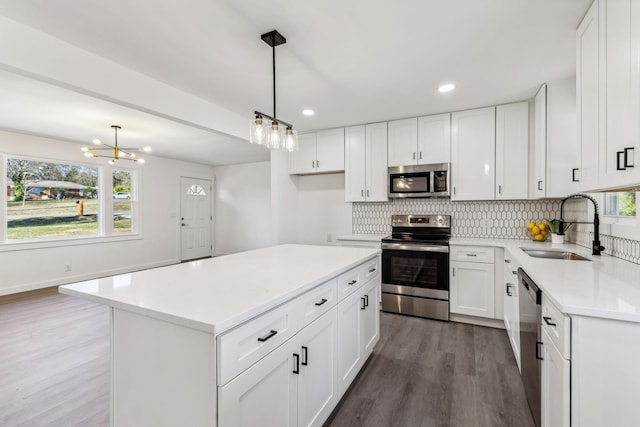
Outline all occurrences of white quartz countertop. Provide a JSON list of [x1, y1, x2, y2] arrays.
[[60, 244, 379, 334], [335, 233, 388, 242], [451, 238, 640, 323]]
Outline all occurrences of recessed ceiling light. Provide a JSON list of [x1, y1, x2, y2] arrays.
[[302, 109, 315, 116], [437, 83, 456, 93]]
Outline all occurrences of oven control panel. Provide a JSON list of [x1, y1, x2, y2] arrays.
[[391, 214, 450, 228]]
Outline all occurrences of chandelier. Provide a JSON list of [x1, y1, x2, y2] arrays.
[[81, 125, 151, 164], [249, 30, 299, 152]]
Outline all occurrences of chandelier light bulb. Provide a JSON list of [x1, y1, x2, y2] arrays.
[[92, 138, 102, 145], [284, 128, 298, 152], [269, 122, 282, 149], [84, 152, 93, 158], [142, 146, 152, 152], [137, 158, 145, 164]]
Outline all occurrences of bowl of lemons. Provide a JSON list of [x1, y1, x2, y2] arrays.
[[527, 220, 549, 242]]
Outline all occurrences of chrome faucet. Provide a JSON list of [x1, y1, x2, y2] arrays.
[[559, 193, 605, 256]]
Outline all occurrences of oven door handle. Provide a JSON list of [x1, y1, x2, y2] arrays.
[[381, 243, 449, 253]]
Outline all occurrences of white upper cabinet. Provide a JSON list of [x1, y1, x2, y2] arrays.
[[451, 107, 496, 201], [496, 102, 529, 200], [290, 133, 318, 175], [387, 115, 450, 167], [387, 118, 418, 167], [365, 123, 389, 201], [577, 0, 600, 191], [531, 78, 580, 199], [417, 113, 451, 164], [289, 129, 345, 175], [577, 0, 640, 191], [345, 123, 388, 202]]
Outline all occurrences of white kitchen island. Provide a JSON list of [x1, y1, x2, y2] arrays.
[[60, 244, 381, 427]]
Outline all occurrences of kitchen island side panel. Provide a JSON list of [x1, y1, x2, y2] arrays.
[[111, 308, 216, 427]]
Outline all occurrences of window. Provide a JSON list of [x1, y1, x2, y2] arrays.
[[603, 192, 636, 218], [6, 158, 99, 240], [187, 184, 206, 196], [4, 156, 139, 244], [113, 170, 132, 234]]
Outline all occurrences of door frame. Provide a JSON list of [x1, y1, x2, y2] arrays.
[[179, 175, 215, 262]]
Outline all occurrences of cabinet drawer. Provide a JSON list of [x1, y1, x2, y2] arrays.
[[218, 301, 298, 385], [361, 257, 380, 284], [542, 294, 570, 359], [451, 245, 495, 263], [297, 279, 338, 328]]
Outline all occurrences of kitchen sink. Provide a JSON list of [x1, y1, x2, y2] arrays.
[[520, 248, 591, 261]]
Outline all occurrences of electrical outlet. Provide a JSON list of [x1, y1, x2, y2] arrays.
[[481, 219, 493, 228], [64, 264, 72, 272]]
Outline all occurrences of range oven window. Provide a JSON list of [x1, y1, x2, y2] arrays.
[[382, 248, 448, 291]]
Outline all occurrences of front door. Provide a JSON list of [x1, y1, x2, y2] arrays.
[[180, 177, 212, 261]]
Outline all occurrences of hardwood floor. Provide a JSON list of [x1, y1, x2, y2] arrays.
[[326, 312, 535, 427], [0, 288, 110, 427], [0, 291, 534, 427]]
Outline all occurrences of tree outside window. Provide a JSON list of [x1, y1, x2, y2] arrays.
[[604, 192, 636, 217]]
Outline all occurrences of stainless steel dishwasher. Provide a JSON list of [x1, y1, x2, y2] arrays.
[[518, 267, 542, 427]]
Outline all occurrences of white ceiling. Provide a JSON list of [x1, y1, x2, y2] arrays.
[[0, 0, 592, 166]]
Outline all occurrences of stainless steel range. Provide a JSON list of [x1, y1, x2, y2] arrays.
[[381, 214, 451, 321]]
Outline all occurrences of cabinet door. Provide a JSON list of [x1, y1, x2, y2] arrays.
[[345, 125, 366, 202], [290, 133, 317, 174], [387, 118, 418, 167], [541, 328, 570, 427], [336, 288, 362, 397], [450, 261, 495, 318], [316, 128, 344, 173], [218, 339, 298, 427], [417, 113, 451, 164], [599, 0, 640, 189], [361, 281, 380, 355], [365, 122, 389, 202], [577, 1, 600, 192], [297, 308, 338, 427], [496, 102, 529, 200], [451, 107, 496, 200], [532, 84, 547, 198], [503, 262, 520, 371]]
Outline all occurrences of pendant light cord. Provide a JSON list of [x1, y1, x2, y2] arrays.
[[272, 33, 277, 120]]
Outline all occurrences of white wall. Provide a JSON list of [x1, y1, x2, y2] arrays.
[[212, 161, 271, 255], [270, 151, 352, 246], [0, 130, 214, 295]]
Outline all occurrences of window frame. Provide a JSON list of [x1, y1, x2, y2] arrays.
[[1, 153, 142, 251], [593, 191, 640, 241]]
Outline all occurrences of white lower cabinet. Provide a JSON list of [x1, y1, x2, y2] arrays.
[[219, 308, 338, 427], [450, 245, 496, 320], [219, 337, 298, 427], [218, 258, 380, 427], [502, 251, 521, 371], [541, 327, 570, 427], [336, 278, 380, 397]]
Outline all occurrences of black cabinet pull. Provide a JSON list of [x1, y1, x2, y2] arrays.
[[512, 270, 517, 275], [364, 294, 369, 307], [293, 353, 300, 374], [506, 283, 513, 297], [617, 151, 626, 170], [536, 341, 544, 360], [543, 316, 557, 327], [361, 297, 366, 310], [315, 298, 328, 306], [504, 259, 511, 264], [537, 180, 543, 191], [624, 147, 635, 168], [369, 267, 376, 273], [301, 346, 308, 366], [257, 330, 278, 342], [572, 168, 580, 182], [348, 280, 357, 285]]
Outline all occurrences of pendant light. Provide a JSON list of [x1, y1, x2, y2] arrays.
[[81, 125, 151, 164], [249, 30, 298, 152]]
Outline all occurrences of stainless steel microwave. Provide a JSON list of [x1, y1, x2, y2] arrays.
[[388, 163, 450, 198]]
